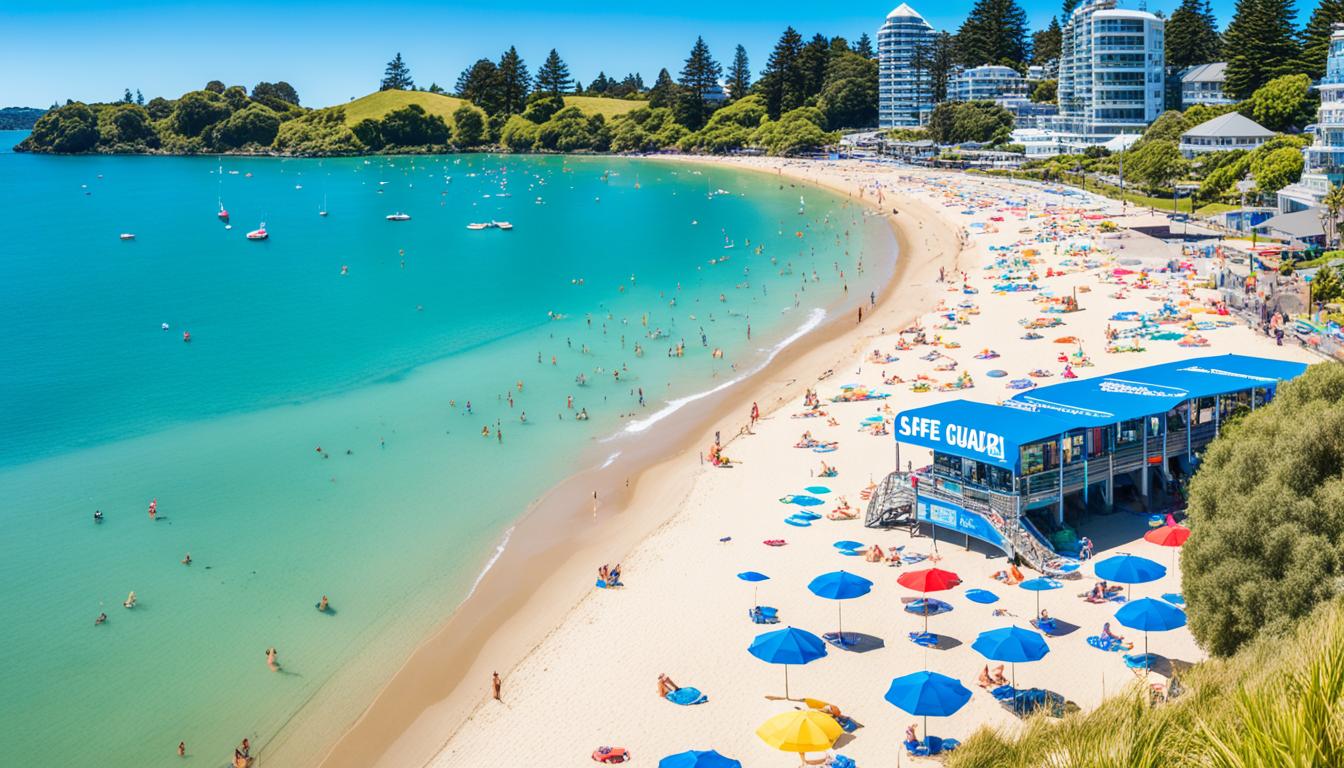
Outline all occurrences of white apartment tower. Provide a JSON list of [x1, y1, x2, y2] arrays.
[[1278, 24, 1344, 213], [1055, 0, 1165, 148], [878, 4, 937, 129]]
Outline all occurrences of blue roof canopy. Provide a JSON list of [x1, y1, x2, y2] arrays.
[[895, 354, 1306, 472]]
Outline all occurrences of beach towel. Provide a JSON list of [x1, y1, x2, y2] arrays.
[[1087, 635, 1128, 652], [1031, 617, 1059, 635], [784, 517, 811, 527], [763, 539, 787, 547], [666, 687, 707, 705], [749, 606, 780, 624], [990, 684, 1016, 702], [1124, 653, 1154, 670], [831, 755, 857, 768]]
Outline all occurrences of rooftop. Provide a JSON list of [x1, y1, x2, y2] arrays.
[[1180, 62, 1226, 83], [886, 3, 925, 19], [1255, 210, 1326, 240], [1182, 112, 1275, 139]]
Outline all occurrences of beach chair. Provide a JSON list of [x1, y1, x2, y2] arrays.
[[591, 746, 630, 763], [749, 606, 780, 624]]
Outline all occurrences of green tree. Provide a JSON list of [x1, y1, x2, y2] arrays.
[[1061, 0, 1079, 17], [852, 33, 875, 59], [535, 49, 573, 98], [726, 45, 752, 101], [452, 103, 488, 147], [1300, 0, 1344, 80], [522, 93, 564, 123], [212, 103, 281, 149], [955, 0, 1030, 67], [1250, 144, 1305, 194], [1165, 0, 1222, 72], [1223, 0, 1300, 99], [456, 58, 504, 114], [380, 53, 414, 91], [222, 85, 249, 111], [681, 95, 767, 152], [752, 106, 836, 155], [1311, 264, 1344, 304], [756, 27, 806, 119], [1183, 364, 1344, 657], [647, 68, 679, 109], [816, 50, 878, 129], [1031, 79, 1057, 103], [1126, 139, 1187, 192], [1031, 17, 1062, 65], [924, 32, 958, 104], [377, 103, 449, 147], [19, 102, 99, 153], [926, 100, 1015, 144], [1324, 183, 1344, 248], [252, 81, 300, 107], [535, 106, 608, 151], [97, 103, 157, 149], [496, 47, 532, 115], [171, 90, 231, 138], [135, 89, 144, 106], [122, 88, 133, 104], [145, 97, 173, 120], [1139, 110, 1191, 145], [676, 36, 723, 130], [797, 33, 832, 100], [1247, 74, 1314, 132], [499, 114, 540, 151], [204, 80, 226, 94]]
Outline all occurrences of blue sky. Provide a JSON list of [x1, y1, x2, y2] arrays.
[[0, 0, 1291, 108]]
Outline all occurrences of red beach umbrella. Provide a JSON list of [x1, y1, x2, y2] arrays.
[[898, 567, 962, 593], [1144, 525, 1190, 548]]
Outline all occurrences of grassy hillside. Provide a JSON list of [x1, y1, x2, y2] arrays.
[[340, 90, 640, 127], [944, 597, 1344, 767], [342, 90, 467, 126]]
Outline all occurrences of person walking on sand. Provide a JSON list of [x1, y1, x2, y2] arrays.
[[750, 402, 759, 427], [492, 671, 502, 701], [266, 647, 280, 672]]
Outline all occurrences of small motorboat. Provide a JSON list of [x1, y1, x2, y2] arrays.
[[386, 212, 411, 221], [466, 222, 490, 230], [493, 221, 513, 230], [218, 206, 229, 221], [246, 223, 268, 240], [119, 233, 136, 240]]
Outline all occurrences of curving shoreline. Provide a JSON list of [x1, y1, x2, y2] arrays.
[[302, 156, 963, 768]]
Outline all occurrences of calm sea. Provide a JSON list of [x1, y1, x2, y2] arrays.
[[0, 148, 893, 767]]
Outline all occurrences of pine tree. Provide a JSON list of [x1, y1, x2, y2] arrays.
[[1300, 0, 1344, 80], [928, 32, 959, 103], [726, 45, 752, 101], [648, 68, 679, 109], [135, 89, 144, 105], [456, 58, 503, 114], [1223, 0, 1300, 99], [852, 33, 875, 59], [677, 36, 723, 130], [955, 0, 1030, 67], [1032, 17, 1062, 65], [1061, 0, 1079, 18], [798, 34, 832, 100], [1166, 0, 1222, 72], [535, 49, 572, 98], [380, 53, 414, 91], [497, 46, 531, 115], [757, 26, 806, 119], [122, 88, 133, 103]]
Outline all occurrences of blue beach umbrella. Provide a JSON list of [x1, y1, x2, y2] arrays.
[[1115, 597, 1188, 663], [884, 670, 973, 741], [972, 626, 1049, 692], [964, 588, 999, 604], [737, 571, 769, 607], [748, 626, 828, 698], [791, 495, 824, 507], [659, 749, 742, 768], [833, 540, 864, 551], [1019, 577, 1063, 615], [1094, 554, 1167, 599], [808, 570, 874, 645], [805, 485, 832, 494]]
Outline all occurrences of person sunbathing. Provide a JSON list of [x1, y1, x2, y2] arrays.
[[1101, 621, 1123, 643], [991, 665, 1009, 686], [977, 665, 994, 688], [865, 544, 884, 563], [598, 564, 610, 584], [656, 673, 679, 698], [1086, 582, 1107, 603], [1039, 609, 1051, 622], [608, 564, 622, 585], [905, 723, 919, 747]]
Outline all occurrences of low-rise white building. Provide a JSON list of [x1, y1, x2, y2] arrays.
[[1179, 63, 1232, 107], [1178, 112, 1275, 157]]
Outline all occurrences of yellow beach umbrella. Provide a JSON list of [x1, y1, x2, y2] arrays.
[[756, 710, 842, 753]]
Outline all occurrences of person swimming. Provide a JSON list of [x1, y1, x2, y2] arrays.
[[181, 553, 191, 565], [317, 595, 329, 612], [93, 510, 103, 523], [95, 612, 107, 626], [123, 591, 136, 609]]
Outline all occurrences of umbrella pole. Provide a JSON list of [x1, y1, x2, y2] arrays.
[[785, 664, 790, 700], [838, 602, 844, 644]]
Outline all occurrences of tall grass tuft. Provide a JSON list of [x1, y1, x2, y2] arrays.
[[945, 599, 1344, 768]]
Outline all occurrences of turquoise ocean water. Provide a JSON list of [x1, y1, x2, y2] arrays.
[[0, 139, 892, 767]]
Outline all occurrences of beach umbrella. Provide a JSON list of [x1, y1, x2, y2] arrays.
[[807, 570, 873, 645], [737, 571, 769, 608], [1115, 597, 1187, 665], [884, 670, 972, 744], [659, 750, 742, 768], [899, 567, 961, 632], [755, 710, 842, 755], [832, 540, 864, 552], [972, 626, 1049, 694], [1094, 554, 1166, 599], [1019, 577, 1063, 616], [1144, 525, 1191, 567], [790, 495, 824, 507], [805, 485, 832, 494], [748, 626, 827, 699]]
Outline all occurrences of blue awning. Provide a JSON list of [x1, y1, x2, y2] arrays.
[[896, 354, 1307, 472]]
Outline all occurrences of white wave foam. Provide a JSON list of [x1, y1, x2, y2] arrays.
[[465, 526, 514, 600], [619, 307, 827, 436], [600, 451, 621, 468]]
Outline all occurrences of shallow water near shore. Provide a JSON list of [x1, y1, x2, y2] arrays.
[[0, 151, 893, 767]]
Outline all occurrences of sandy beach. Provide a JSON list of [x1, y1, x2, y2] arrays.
[[321, 158, 1318, 768]]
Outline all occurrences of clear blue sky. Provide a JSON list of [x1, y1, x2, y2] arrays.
[[0, 0, 1290, 108]]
